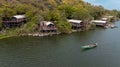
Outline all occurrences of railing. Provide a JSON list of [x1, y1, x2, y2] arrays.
[[3, 20, 24, 23], [40, 26, 57, 31]]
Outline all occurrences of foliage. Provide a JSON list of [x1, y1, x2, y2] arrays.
[[44, 9, 61, 21], [58, 5, 75, 19], [0, 0, 119, 36], [55, 20, 72, 33]]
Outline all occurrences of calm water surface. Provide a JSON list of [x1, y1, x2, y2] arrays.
[[0, 21, 120, 67]]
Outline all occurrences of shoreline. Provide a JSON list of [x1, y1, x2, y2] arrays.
[[20, 29, 83, 37], [0, 23, 118, 39], [0, 35, 16, 40], [0, 28, 107, 39], [0, 30, 77, 39], [21, 32, 61, 37]]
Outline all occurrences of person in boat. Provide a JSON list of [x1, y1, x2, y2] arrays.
[[88, 43, 97, 46], [93, 43, 97, 46]]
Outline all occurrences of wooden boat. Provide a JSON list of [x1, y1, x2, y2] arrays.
[[110, 25, 118, 28], [104, 24, 118, 29], [81, 43, 97, 49]]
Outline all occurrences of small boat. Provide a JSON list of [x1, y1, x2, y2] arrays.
[[81, 43, 97, 49], [110, 25, 118, 28], [104, 24, 118, 29]]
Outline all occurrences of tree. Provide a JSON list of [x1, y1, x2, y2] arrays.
[[55, 20, 72, 33], [89, 6, 106, 19], [58, 5, 75, 19], [44, 9, 61, 21], [72, 6, 92, 20]]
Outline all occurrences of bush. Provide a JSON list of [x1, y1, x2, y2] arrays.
[[55, 20, 72, 33]]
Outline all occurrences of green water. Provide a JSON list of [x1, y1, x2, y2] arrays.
[[0, 21, 120, 67]]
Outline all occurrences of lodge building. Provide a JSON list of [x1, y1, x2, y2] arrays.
[[68, 19, 85, 30], [91, 20, 108, 27], [2, 15, 26, 28], [38, 21, 57, 32]]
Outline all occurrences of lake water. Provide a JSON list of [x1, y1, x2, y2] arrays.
[[0, 21, 120, 67]]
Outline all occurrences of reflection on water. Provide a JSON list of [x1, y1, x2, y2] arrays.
[[0, 21, 120, 67], [81, 47, 97, 52]]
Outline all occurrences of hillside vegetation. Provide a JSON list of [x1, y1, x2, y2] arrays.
[[0, 0, 120, 38]]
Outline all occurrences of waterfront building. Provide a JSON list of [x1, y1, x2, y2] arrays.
[[2, 15, 26, 28], [38, 21, 57, 32], [91, 20, 108, 27], [68, 19, 85, 30]]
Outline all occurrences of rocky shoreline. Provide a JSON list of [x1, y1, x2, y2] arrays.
[[21, 32, 61, 37]]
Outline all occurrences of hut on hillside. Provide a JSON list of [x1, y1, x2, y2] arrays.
[[68, 19, 85, 30], [91, 20, 108, 27], [107, 16, 116, 22], [38, 21, 57, 32], [2, 15, 26, 28], [101, 18, 108, 21], [102, 16, 116, 22]]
